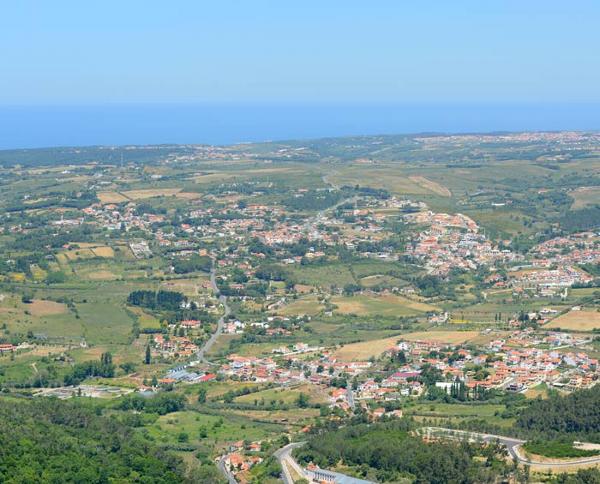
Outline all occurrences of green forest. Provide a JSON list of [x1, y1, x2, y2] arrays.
[[0, 398, 187, 483]]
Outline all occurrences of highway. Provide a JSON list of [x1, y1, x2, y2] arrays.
[[196, 259, 230, 365]]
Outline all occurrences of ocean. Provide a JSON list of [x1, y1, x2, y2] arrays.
[[0, 103, 599, 149]]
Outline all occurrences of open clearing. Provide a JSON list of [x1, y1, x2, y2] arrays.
[[409, 175, 452, 197], [570, 186, 600, 209], [546, 310, 600, 331], [332, 330, 480, 360], [399, 330, 479, 344], [91, 246, 115, 258], [332, 335, 403, 361], [122, 188, 181, 199], [26, 299, 68, 317], [86, 270, 119, 281], [97, 191, 130, 204], [332, 294, 438, 316], [278, 295, 323, 316], [330, 166, 432, 196], [235, 384, 329, 405], [63, 248, 95, 261]]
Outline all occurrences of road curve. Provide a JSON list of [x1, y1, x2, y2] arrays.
[[196, 259, 231, 365], [274, 442, 306, 484], [217, 455, 238, 484], [420, 427, 600, 469]]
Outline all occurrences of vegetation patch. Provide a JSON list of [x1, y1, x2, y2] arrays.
[[332, 294, 438, 316], [523, 440, 600, 459], [409, 175, 452, 197]]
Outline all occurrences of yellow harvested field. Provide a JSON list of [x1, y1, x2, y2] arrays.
[[193, 173, 238, 184], [546, 310, 600, 331], [55, 253, 69, 265], [122, 188, 181, 199], [174, 191, 201, 200], [26, 299, 68, 316], [86, 270, 118, 281], [91, 246, 115, 258], [294, 284, 314, 294], [161, 278, 204, 296], [98, 191, 130, 204], [409, 176, 452, 197], [331, 330, 479, 361], [20, 345, 71, 358], [332, 335, 403, 361], [64, 249, 95, 260], [400, 330, 479, 344]]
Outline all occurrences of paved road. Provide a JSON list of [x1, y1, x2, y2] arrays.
[[347, 386, 356, 410], [274, 442, 306, 484], [217, 455, 237, 484], [196, 260, 230, 365], [421, 427, 600, 468]]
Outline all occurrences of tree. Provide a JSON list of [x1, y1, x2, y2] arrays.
[[296, 392, 310, 408], [145, 344, 151, 365], [0, 398, 186, 482], [120, 362, 136, 374], [197, 387, 207, 404]]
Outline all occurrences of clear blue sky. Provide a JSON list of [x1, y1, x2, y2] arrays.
[[1, 0, 599, 105]]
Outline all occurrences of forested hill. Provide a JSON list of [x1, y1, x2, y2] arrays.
[[516, 385, 600, 441], [0, 398, 186, 483]]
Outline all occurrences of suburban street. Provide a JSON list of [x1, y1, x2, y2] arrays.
[[347, 386, 356, 410], [196, 259, 231, 365], [217, 455, 238, 484]]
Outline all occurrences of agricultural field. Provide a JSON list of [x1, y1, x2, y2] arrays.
[[331, 294, 438, 317], [147, 409, 285, 448], [570, 186, 600, 209], [277, 295, 324, 316], [331, 335, 403, 361], [408, 175, 452, 197], [546, 310, 600, 331]]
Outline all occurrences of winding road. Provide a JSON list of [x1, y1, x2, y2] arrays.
[[196, 259, 230, 365], [274, 442, 307, 484], [217, 455, 238, 484], [420, 427, 600, 469]]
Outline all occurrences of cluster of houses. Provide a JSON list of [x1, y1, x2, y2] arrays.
[[221, 440, 264, 482], [207, 327, 600, 413], [151, 334, 199, 358], [405, 211, 519, 275]]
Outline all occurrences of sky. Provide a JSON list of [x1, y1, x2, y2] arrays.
[[1, 0, 600, 105]]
